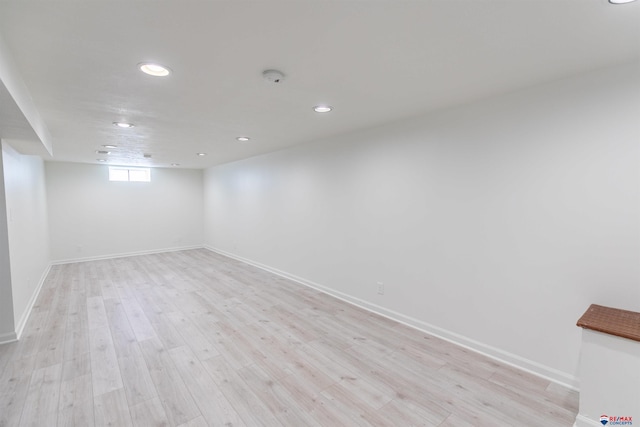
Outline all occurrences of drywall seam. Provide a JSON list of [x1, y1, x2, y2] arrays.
[[204, 244, 579, 391], [14, 263, 50, 340], [50, 245, 204, 265]]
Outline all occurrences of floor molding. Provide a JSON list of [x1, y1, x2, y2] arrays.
[[51, 245, 204, 265], [0, 331, 17, 345], [573, 414, 600, 427], [205, 245, 579, 391], [14, 263, 51, 340]]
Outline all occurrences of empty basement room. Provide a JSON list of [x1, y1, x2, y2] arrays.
[[0, 1, 639, 426]]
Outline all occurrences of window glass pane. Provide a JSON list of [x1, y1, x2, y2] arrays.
[[109, 167, 129, 181], [108, 167, 151, 182], [129, 168, 151, 182]]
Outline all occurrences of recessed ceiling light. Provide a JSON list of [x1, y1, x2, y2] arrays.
[[113, 122, 134, 128], [609, 0, 637, 3], [97, 159, 107, 162], [138, 63, 171, 77], [171, 163, 180, 166], [196, 153, 207, 156], [236, 136, 250, 142], [313, 105, 333, 113], [103, 145, 117, 149], [96, 150, 111, 155]]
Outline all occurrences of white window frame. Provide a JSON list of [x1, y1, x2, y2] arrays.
[[108, 166, 151, 182]]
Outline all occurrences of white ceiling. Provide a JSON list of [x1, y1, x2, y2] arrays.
[[0, 0, 638, 169]]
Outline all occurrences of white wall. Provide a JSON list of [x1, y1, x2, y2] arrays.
[[575, 330, 640, 426], [46, 162, 204, 262], [1, 141, 50, 340], [204, 62, 640, 388], [0, 144, 15, 342]]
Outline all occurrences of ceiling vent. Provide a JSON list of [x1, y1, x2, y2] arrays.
[[262, 69, 285, 84]]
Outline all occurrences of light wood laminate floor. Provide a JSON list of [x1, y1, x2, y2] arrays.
[[0, 249, 578, 426]]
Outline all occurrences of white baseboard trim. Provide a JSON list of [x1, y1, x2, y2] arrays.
[[205, 245, 579, 391], [574, 414, 601, 427], [51, 245, 204, 265], [0, 331, 17, 345], [14, 263, 51, 340]]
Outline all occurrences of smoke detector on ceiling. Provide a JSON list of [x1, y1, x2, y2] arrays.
[[262, 69, 285, 84]]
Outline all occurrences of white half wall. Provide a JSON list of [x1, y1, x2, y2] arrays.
[[1, 141, 50, 340], [46, 162, 204, 262], [574, 330, 640, 426], [203, 62, 640, 388]]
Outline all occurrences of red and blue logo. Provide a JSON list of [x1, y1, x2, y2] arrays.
[[600, 415, 633, 426]]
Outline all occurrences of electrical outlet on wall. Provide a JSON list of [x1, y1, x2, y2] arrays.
[[377, 281, 384, 295]]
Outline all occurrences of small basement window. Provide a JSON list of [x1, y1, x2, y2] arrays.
[[109, 167, 151, 182]]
